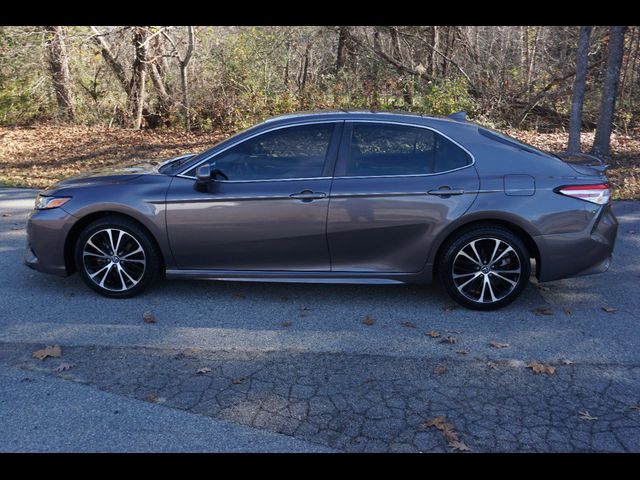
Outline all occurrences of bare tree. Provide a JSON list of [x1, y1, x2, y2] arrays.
[[567, 26, 593, 154], [128, 27, 148, 129], [44, 26, 74, 121], [335, 26, 350, 73], [179, 26, 195, 131], [591, 26, 628, 158]]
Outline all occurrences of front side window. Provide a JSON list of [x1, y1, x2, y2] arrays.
[[344, 123, 472, 177], [191, 123, 335, 181]]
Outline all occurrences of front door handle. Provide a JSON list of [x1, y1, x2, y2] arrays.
[[289, 190, 327, 201], [427, 187, 465, 197]]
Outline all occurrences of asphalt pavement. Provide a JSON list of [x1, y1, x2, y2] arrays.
[[1, 187, 639, 452]]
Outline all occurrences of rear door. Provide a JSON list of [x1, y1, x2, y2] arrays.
[[327, 121, 479, 273], [166, 121, 342, 271]]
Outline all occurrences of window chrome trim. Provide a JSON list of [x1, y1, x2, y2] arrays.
[[176, 117, 476, 182], [176, 120, 342, 181], [337, 119, 476, 179]]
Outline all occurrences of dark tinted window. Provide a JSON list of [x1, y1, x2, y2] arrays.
[[344, 123, 471, 177], [196, 123, 335, 181], [478, 127, 546, 156]]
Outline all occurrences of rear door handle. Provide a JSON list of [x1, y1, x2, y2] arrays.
[[289, 190, 327, 201], [427, 187, 465, 197]]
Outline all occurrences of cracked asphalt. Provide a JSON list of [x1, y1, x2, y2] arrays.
[[1, 188, 640, 452]]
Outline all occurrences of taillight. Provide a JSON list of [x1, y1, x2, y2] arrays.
[[556, 183, 610, 205]]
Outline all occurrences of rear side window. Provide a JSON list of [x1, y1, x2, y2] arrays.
[[478, 127, 546, 156], [344, 123, 471, 177]]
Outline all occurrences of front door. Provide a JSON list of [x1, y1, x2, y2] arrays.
[[327, 121, 480, 273], [166, 122, 342, 271]]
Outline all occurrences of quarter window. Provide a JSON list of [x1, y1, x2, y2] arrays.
[[193, 123, 335, 181], [344, 123, 471, 177]]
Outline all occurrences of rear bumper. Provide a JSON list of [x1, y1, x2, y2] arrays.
[[23, 207, 75, 277], [534, 203, 618, 282]]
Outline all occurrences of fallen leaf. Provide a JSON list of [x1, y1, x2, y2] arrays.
[[54, 362, 75, 372], [489, 341, 510, 349], [196, 367, 211, 374], [32, 345, 62, 360], [362, 315, 375, 326], [601, 306, 617, 313], [560, 359, 574, 365], [422, 416, 447, 429], [578, 410, 598, 421], [232, 376, 247, 384], [487, 362, 498, 370], [143, 311, 157, 323], [441, 425, 459, 443], [401, 321, 416, 328], [186, 347, 201, 354], [533, 307, 553, 316], [448, 440, 472, 452], [456, 350, 468, 355], [527, 361, 556, 375], [280, 321, 293, 327], [434, 365, 448, 375], [146, 392, 158, 403], [440, 336, 457, 344], [426, 330, 441, 338], [563, 307, 572, 315]]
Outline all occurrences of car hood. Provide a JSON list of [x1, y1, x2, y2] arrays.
[[42, 161, 162, 193]]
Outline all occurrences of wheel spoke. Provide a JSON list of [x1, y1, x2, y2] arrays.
[[485, 276, 497, 302], [489, 239, 502, 265], [97, 264, 113, 288], [490, 271, 518, 286], [118, 264, 140, 286], [489, 246, 514, 266], [83, 251, 109, 259], [114, 230, 125, 255], [468, 240, 483, 265], [457, 250, 482, 266], [86, 239, 109, 257], [122, 247, 143, 259], [457, 272, 482, 290]]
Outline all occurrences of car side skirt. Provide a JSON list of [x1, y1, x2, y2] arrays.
[[164, 269, 430, 285]]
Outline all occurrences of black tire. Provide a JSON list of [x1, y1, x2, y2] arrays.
[[438, 226, 530, 311], [74, 215, 162, 298]]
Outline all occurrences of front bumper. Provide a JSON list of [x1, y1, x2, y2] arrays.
[[534, 203, 618, 282], [23, 207, 75, 277]]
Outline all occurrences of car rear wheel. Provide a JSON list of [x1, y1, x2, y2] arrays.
[[438, 227, 530, 310], [74, 216, 161, 298]]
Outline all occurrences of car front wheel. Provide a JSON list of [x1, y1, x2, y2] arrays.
[[438, 227, 531, 310], [74, 216, 161, 298]]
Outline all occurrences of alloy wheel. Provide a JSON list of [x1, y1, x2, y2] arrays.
[[451, 237, 522, 304], [82, 228, 146, 292]]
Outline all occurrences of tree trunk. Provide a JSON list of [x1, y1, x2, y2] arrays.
[[567, 26, 593, 154], [44, 26, 74, 121], [90, 26, 131, 96], [591, 26, 628, 158], [179, 26, 195, 131], [335, 26, 349, 73], [128, 27, 148, 130], [431, 26, 439, 77]]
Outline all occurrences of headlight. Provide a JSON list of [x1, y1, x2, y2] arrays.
[[35, 195, 71, 210]]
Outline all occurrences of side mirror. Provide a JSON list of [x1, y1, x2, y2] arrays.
[[196, 164, 211, 182], [195, 164, 211, 193]]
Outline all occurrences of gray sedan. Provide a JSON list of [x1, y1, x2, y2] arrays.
[[24, 111, 618, 310]]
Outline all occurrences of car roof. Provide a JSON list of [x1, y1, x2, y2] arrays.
[[260, 110, 468, 128]]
